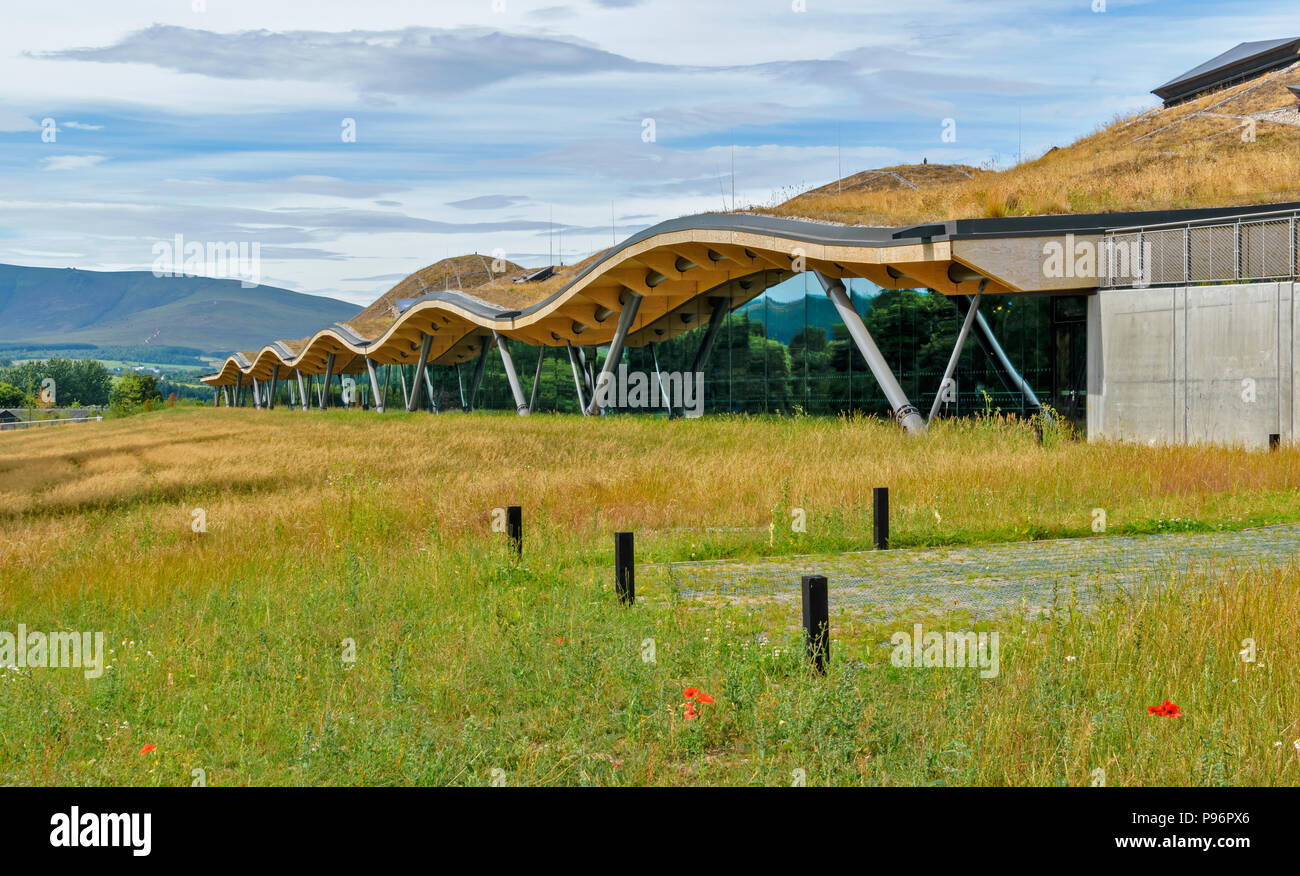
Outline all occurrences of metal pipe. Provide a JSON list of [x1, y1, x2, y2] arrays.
[[252, 377, 262, 410], [528, 347, 545, 414], [690, 297, 729, 375], [321, 353, 335, 409], [424, 366, 437, 413], [928, 286, 983, 423], [466, 337, 490, 411], [953, 295, 1047, 417], [296, 371, 307, 411], [365, 357, 384, 413], [495, 331, 530, 415], [267, 365, 280, 409], [407, 333, 433, 412], [814, 271, 925, 434], [566, 342, 589, 415], [585, 292, 642, 415], [651, 341, 671, 410]]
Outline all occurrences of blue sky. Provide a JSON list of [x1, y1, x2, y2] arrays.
[[0, 0, 1294, 306]]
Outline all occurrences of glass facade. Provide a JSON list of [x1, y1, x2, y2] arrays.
[[433, 275, 1088, 426]]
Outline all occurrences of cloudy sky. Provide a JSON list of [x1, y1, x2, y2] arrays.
[[0, 0, 1295, 305]]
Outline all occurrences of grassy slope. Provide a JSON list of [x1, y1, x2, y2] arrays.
[[764, 63, 1300, 225], [0, 264, 356, 352], [1, 409, 1298, 785]]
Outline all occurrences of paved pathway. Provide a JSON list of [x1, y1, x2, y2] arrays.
[[643, 524, 1300, 621]]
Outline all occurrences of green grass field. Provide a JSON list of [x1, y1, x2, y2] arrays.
[[2, 408, 1299, 785]]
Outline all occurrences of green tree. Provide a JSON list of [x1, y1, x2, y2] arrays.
[[110, 371, 164, 413], [0, 357, 113, 406], [0, 381, 25, 407]]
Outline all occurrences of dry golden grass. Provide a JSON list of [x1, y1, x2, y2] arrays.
[[3, 408, 1300, 786], [767, 64, 1300, 226], [4, 406, 1300, 591]]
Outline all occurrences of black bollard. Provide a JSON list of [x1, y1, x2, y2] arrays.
[[801, 574, 829, 674], [506, 505, 522, 558], [873, 487, 889, 551], [614, 532, 635, 605]]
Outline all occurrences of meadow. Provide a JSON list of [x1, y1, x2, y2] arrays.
[[1, 407, 1298, 785]]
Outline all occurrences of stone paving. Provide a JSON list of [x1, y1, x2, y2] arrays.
[[643, 524, 1300, 622]]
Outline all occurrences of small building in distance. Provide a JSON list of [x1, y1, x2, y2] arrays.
[[1153, 37, 1300, 106]]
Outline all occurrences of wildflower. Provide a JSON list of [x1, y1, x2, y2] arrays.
[[683, 687, 699, 700], [1065, 655, 1077, 662], [139, 744, 156, 755], [684, 703, 698, 721], [1147, 700, 1183, 718], [696, 691, 715, 705]]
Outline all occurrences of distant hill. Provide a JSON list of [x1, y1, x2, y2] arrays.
[[0, 264, 356, 353], [737, 294, 858, 344]]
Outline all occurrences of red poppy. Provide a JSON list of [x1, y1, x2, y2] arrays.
[[696, 691, 715, 705], [1148, 700, 1183, 718], [139, 744, 157, 754], [683, 703, 698, 721], [683, 687, 699, 700]]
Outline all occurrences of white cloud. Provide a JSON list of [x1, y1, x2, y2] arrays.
[[40, 154, 107, 171], [0, 108, 38, 132]]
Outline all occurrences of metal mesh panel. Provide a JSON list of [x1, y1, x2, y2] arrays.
[[1147, 228, 1185, 285], [1103, 232, 1140, 286], [1188, 225, 1214, 282], [1240, 219, 1293, 280], [1107, 215, 1300, 288]]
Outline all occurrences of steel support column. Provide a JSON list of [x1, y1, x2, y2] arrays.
[[528, 347, 545, 415], [585, 292, 642, 416], [365, 357, 384, 413], [320, 353, 335, 409], [267, 365, 280, 410], [673, 296, 730, 418], [423, 367, 437, 413], [814, 271, 925, 434], [952, 295, 1047, 417], [407, 333, 434, 413], [465, 338, 490, 411], [252, 377, 262, 409], [495, 331, 530, 416], [928, 287, 983, 423], [566, 342, 589, 415]]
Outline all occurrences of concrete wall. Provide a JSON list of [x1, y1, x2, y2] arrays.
[[1087, 282, 1296, 447]]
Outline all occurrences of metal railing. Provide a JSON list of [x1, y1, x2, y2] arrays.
[[1102, 208, 1300, 288], [0, 415, 104, 431]]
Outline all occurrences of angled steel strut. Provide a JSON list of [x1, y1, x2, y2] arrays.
[[407, 332, 434, 413], [928, 283, 984, 423], [495, 331, 530, 416], [951, 294, 1047, 418], [586, 292, 642, 416], [813, 271, 925, 435], [365, 357, 384, 413]]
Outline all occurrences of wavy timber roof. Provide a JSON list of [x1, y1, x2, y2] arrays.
[[201, 203, 1295, 388], [1154, 37, 1300, 105]]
